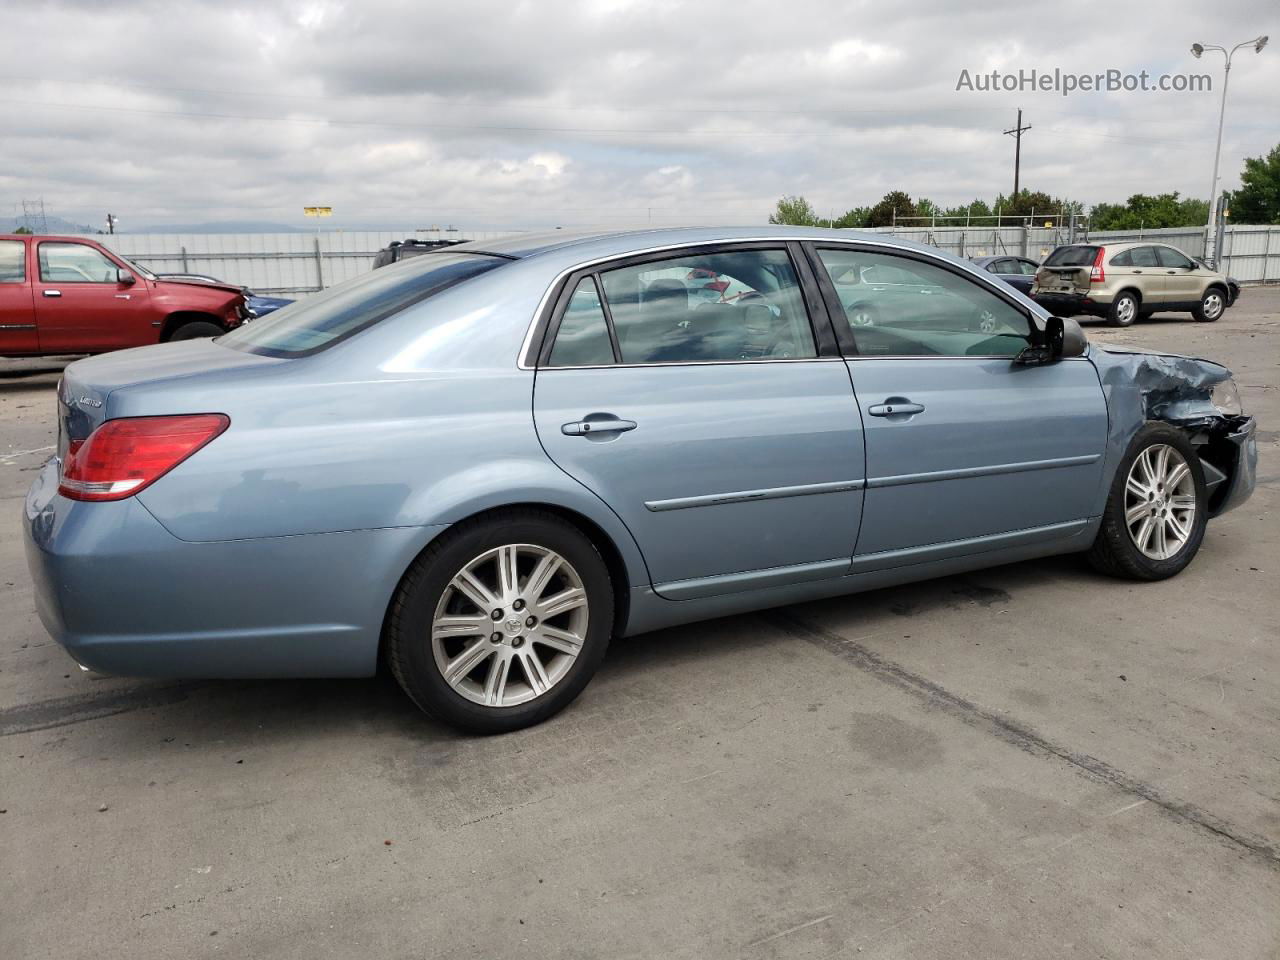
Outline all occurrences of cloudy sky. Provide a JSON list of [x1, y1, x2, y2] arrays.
[[2, 0, 1276, 231]]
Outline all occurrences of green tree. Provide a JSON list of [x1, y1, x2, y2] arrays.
[[832, 206, 871, 229], [1087, 192, 1209, 230], [13, 225, 32, 234], [1227, 144, 1280, 224], [768, 195, 822, 226], [866, 191, 917, 228]]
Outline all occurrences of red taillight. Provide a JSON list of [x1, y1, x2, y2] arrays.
[[1090, 246, 1106, 283], [59, 414, 229, 502]]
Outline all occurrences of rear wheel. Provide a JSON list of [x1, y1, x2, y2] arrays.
[[1107, 291, 1138, 327], [168, 321, 225, 341], [1087, 425, 1207, 581], [387, 510, 613, 734], [1192, 287, 1226, 322]]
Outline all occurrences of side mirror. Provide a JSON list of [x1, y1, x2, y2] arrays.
[[1014, 316, 1087, 365], [116, 269, 136, 286]]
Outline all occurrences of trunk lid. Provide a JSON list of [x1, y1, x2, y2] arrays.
[[56, 339, 284, 461]]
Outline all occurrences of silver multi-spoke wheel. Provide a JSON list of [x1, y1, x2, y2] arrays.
[[1115, 296, 1136, 325], [431, 544, 588, 708], [977, 310, 997, 333], [1202, 291, 1224, 320], [1124, 444, 1196, 560]]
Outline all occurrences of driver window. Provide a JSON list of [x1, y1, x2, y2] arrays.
[[597, 249, 816, 363], [1155, 246, 1194, 269], [816, 248, 1032, 358], [38, 242, 120, 283]]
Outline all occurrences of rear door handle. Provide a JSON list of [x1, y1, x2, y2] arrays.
[[562, 417, 637, 437], [43, 289, 62, 297], [868, 400, 925, 417]]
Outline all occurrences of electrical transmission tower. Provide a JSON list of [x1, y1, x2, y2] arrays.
[[20, 199, 49, 234]]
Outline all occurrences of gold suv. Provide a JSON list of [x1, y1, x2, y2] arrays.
[[1032, 241, 1236, 327]]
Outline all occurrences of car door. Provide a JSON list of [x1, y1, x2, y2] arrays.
[[1123, 245, 1166, 306], [33, 241, 153, 352], [0, 238, 39, 353], [1155, 245, 1200, 305], [532, 243, 865, 599], [807, 244, 1108, 564]]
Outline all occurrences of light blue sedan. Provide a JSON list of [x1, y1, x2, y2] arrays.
[[23, 228, 1257, 733]]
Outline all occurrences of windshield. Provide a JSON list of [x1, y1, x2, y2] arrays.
[[219, 252, 506, 357], [1044, 246, 1099, 267], [119, 255, 157, 280]]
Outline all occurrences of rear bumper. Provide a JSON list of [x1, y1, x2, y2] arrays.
[[23, 459, 443, 678], [1032, 292, 1105, 317]]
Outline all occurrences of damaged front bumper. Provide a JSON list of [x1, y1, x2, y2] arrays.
[[1196, 415, 1257, 518]]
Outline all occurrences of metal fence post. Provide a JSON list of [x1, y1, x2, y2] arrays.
[[180, 246, 189, 273], [1264, 227, 1273, 283], [314, 235, 325, 291]]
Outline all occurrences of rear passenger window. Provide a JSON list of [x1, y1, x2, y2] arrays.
[[0, 241, 23, 282], [548, 277, 615, 367], [1130, 247, 1160, 267], [597, 249, 816, 364]]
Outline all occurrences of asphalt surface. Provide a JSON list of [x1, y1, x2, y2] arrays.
[[2, 291, 1277, 959]]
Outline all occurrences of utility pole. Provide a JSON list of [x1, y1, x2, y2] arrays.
[[1003, 109, 1032, 197], [106, 213, 118, 235]]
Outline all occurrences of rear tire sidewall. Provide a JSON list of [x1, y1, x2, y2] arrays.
[[1099, 425, 1208, 580], [1108, 292, 1138, 327], [390, 513, 613, 734]]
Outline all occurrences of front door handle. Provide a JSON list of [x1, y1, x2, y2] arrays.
[[43, 289, 62, 297], [868, 399, 925, 417], [562, 416, 637, 437]]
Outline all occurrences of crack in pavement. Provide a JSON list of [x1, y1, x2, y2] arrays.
[[767, 611, 1280, 868]]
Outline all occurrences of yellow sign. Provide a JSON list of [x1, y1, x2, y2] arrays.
[[304, 206, 333, 217]]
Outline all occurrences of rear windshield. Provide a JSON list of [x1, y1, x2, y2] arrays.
[[219, 252, 505, 357], [1043, 246, 1099, 267]]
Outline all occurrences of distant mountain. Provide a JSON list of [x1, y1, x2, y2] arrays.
[[129, 220, 309, 234], [3, 214, 97, 235]]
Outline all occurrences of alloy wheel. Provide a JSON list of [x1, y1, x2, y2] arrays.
[[1124, 444, 1196, 560], [1116, 296, 1136, 324], [431, 544, 589, 708], [1203, 292, 1224, 319]]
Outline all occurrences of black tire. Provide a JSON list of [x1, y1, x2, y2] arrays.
[[1087, 424, 1208, 581], [168, 321, 225, 341], [386, 509, 614, 734], [1192, 286, 1227, 323], [1106, 291, 1139, 327]]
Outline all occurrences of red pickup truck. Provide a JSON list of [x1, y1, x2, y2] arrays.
[[0, 234, 248, 356]]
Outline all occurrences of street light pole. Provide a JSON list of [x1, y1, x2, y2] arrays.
[[1192, 35, 1268, 267]]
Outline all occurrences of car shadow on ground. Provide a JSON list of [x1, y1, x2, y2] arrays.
[[5, 554, 1099, 753]]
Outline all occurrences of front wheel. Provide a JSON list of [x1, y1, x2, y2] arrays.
[[1087, 425, 1207, 581], [386, 510, 613, 734], [1192, 288, 1226, 322], [168, 321, 225, 341]]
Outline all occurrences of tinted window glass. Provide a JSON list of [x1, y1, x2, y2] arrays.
[[1155, 246, 1194, 269], [38, 242, 119, 283], [817, 248, 1031, 358], [1110, 250, 1133, 266], [219, 253, 504, 357], [989, 259, 1013, 274], [1016, 259, 1039, 275], [1044, 246, 1099, 267], [548, 277, 615, 367], [0, 240, 24, 283], [598, 249, 815, 363], [1130, 246, 1160, 267]]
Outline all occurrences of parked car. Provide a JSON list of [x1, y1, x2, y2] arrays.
[[0, 234, 248, 356], [372, 238, 466, 269], [24, 228, 1256, 734], [154, 272, 294, 318], [970, 255, 1040, 296], [1032, 241, 1236, 327]]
